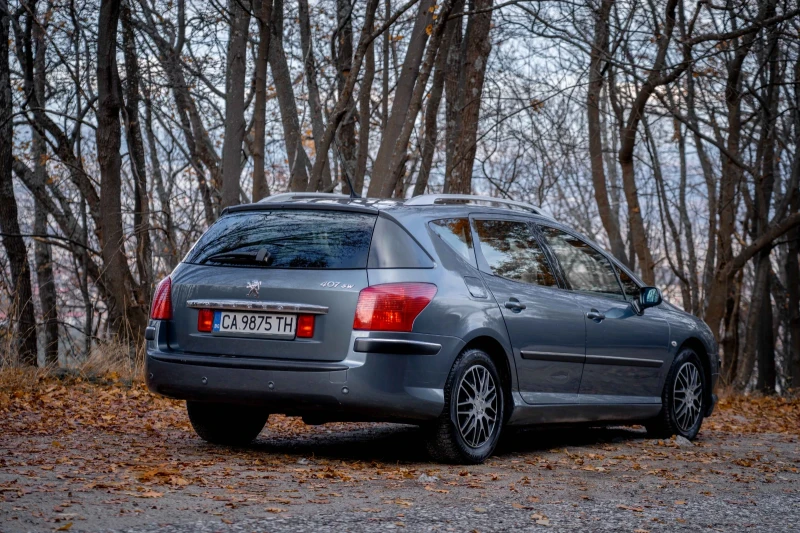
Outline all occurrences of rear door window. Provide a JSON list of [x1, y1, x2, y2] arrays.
[[185, 210, 377, 269], [473, 219, 557, 287], [539, 226, 625, 299]]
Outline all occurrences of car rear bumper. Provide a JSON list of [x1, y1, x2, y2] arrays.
[[145, 328, 464, 424]]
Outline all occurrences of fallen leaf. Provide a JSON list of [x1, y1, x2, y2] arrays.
[[617, 504, 644, 512]]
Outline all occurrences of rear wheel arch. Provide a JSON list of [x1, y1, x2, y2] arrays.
[[461, 335, 514, 420]]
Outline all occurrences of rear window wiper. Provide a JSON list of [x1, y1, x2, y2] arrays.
[[205, 248, 271, 265]]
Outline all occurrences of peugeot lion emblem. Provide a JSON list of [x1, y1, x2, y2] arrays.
[[246, 280, 261, 298]]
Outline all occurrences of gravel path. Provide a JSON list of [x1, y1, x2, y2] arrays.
[[2, 413, 799, 533]]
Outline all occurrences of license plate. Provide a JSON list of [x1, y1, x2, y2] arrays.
[[212, 311, 297, 338]]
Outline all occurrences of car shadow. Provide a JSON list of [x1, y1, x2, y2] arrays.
[[244, 422, 649, 464]]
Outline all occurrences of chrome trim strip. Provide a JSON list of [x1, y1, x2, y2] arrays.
[[520, 350, 585, 364], [150, 353, 347, 372], [186, 299, 329, 315], [353, 338, 442, 355], [584, 354, 663, 368]]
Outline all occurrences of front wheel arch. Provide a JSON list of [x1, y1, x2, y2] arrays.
[[647, 347, 707, 440], [678, 337, 713, 409]]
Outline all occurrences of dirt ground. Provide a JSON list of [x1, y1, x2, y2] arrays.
[[1, 378, 798, 532]]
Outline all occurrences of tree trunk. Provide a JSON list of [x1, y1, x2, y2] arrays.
[[681, 15, 717, 314], [307, 0, 380, 189], [755, 261, 775, 394], [616, 0, 682, 285], [381, 0, 390, 135], [121, 3, 152, 305], [646, 117, 690, 311], [753, 3, 779, 395], [252, 0, 273, 201], [134, 3, 217, 225], [586, 0, 626, 264], [721, 269, 743, 385], [297, 0, 331, 191], [0, 1, 38, 365], [221, 0, 251, 208], [377, 0, 457, 198], [354, 40, 375, 195], [444, 0, 494, 195], [789, 54, 800, 391], [705, 0, 775, 339], [787, 197, 800, 390], [736, 254, 770, 391], [96, 0, 145, 341], [270, 0, 311, 192], [677, 123, 699, 314], [143, 91, 179, 270], [413, 29, 449, 197], [444, 0, 464, 175], [367, 0, 435, 197], [30, 1, 57, 365], [335, 0, 357, 193], [33, 205, 57, 365]]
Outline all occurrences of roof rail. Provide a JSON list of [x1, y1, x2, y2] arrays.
[[404, 194, 553, 219], [258, 192, 351, 203]]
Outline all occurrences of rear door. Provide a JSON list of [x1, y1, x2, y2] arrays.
[[537, 225, 670, 402], [168, 208, 376, 361], [471, 216, 586, 404]]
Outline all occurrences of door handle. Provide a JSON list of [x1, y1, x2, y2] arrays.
[[505, 298, 527, 312], [586, 309, 605, 321]]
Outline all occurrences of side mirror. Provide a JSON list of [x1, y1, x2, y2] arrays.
[[636, 286, 662, 313]]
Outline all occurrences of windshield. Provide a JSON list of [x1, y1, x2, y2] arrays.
[[185, 210, 377, 269]]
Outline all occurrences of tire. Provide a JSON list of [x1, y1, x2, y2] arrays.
[[646, 348, 707, 440], [426, 348, 505, 464], [186, 401, 268, 445]]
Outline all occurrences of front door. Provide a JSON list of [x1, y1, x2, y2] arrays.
[[537, 225, 671, 403], [472, 217, 586, 404]]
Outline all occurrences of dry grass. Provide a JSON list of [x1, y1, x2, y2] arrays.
[[0, 339, 144, 393], [77, 340, 144, 382]]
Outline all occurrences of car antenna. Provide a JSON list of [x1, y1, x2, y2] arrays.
[[333, 139, 361, 199]]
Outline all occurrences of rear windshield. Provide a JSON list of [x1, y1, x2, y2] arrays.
[[185, 210, 377, 269]]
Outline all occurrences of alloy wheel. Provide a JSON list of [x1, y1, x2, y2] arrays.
[[673, 362, 703, 432], [456, 365, 499, 448]]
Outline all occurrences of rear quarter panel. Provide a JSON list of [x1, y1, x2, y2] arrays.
[[369, 208, 517, 391]]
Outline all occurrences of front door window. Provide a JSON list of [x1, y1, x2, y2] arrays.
[[538, 226, 624, 300]]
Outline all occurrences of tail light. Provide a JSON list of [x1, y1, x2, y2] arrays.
[[297, 314, 315, 338], [197, 308, 214, 332], [150, 277, 172, 320], [353, 283, 437, 332]]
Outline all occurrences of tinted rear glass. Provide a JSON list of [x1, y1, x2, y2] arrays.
[[185, 210, 377, 269], [429, 218, 476, 266], [474, 219, 557, 287]]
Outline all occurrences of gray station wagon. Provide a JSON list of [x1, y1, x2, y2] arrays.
[[146, 193, 719, 464]]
